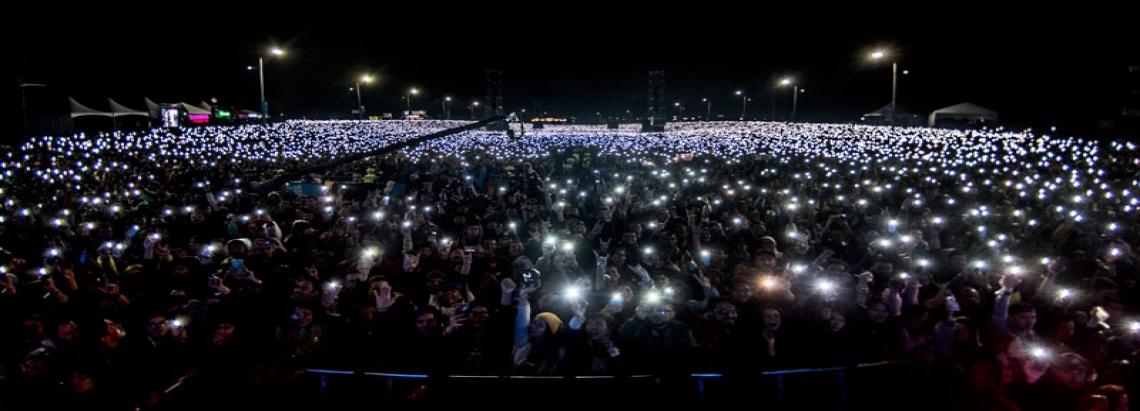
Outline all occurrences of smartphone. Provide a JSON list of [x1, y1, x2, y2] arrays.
[[464, 246, 475, 254], [519, 268, 540, 288], [456, 303, 469, 314], [610, 292, 624, 306], [232, 259, 245, 275]]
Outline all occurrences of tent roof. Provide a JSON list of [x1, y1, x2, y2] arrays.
[[70, 97, 112, 118], [146, 97, 163, 112], [862, 103, 913, 117], [180, 103, 211, 115], [928, 101, 998, 126], [931, 102, 996, 116], [108, 99, 149, 117]]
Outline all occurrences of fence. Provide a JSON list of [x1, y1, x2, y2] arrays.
[[299, 360, 954, 410], [155, 359, 959, 410]]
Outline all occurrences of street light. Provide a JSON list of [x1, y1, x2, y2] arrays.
[[248, 47, 284, 123], [780, 78, 800, 122], [355, 75, 372, 120], [674, 102, 683, 120], [442, 96, 451, 119], [406, 88, 418, 115], [871, 50, 897, 125], [702, 98, 711, 121], [736, 90, 747, 121], [469, 101, 479, 119]]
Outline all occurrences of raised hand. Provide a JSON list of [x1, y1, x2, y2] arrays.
[[519, 281, 540, 297], [692, 270, 712, 290], [594, 250, 609, 267], [590, 220, 604, 236], [2, 273, 18, 295], [500, 277, 518, 295], [143, 234, 158, 250], [372, 284, 395, 311], [1089, 306, 1110, 327], [999, 273, 1022, 292], [945, 296, 961, 314]]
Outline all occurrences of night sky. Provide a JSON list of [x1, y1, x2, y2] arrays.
[[14, 13, 1139, 137]]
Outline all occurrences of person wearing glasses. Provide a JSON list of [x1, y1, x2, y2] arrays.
[[616, 292, 700, 406], [691, 297, 749, 373]]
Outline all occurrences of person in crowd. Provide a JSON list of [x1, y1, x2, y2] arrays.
[[506, 278, 564, 375], [559, 299, 625, 375]]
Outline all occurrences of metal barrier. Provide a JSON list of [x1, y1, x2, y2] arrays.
[[149, 359, 953, 410], [297, 359, 949, 411]]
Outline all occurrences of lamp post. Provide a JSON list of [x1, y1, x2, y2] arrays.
[[355, 75, 372, 120], [442, 96, 451, 119], [702, 98, 711, 121], [469, 101, 479, 119], [736, 90, 747, 121], [674, 102, 683, 120], [871, 50, 897, 125], [406, 88, 418, 116], [248, 47, 284, 123], [780, 78, 800, 122]]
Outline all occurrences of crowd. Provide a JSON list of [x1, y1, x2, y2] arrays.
[[0, 119, 1137, 410]]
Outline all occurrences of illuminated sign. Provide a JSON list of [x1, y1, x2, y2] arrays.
[[161, 107, 180, 128]]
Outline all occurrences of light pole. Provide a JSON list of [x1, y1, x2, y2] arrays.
[[406, 88, 418, 116], [442, 96, 451, 119], [674, 102, 683, 120], [736, 90, 747, 121], [702, 98, 711, 121], [469, 101, 479, 119], [780, 78, 800, 122], [355, 75, 372, 120], [871, 50, 897, 125], [248, 47, 284, 123]]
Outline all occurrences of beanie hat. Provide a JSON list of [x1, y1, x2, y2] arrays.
[[226, 238, 251, 256], [1008, 302, 1035, 315], [534, 312, 563, 335]]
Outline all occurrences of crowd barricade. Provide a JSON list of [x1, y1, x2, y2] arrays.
[[270, 359, 948, 410], [144, 360, 944, 410]]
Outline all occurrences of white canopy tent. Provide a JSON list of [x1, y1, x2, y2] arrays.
[[928, 102, 997, 127], [862, 103, 923, 126], [70, 97, 151, 118]]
